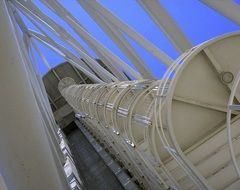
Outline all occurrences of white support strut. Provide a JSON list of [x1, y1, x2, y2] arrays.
[[138, 0, 192, 53]]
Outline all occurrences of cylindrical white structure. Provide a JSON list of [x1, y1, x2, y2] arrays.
[[0, 1, 69, 190], [60, 33, 240, 190]]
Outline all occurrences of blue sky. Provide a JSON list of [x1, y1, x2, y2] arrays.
[[21, 0, 240, 79]]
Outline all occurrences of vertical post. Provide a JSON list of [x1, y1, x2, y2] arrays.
[[0, 1, 69, 190]]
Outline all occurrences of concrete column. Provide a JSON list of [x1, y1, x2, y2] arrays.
[[0, 1, 69, 190]]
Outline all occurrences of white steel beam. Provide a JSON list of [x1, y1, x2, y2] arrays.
[[11, 1, 94, 74], [79, 0, 173, 66], [78, 0, 154, 79], [29, 30, 104, 83], [11, 3, 104, 83], [12, 0, 118, 82], [173, 95, 239, 114], [138, 0, 191, 53], [14, 0, 130, 81], [201, 0, 240, 25], [11, 5, 104, 83], [41, 0, 141, 80], [30, 39, 52, 70]]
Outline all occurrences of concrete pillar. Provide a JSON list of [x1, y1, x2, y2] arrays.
[[0, 1, 69, 190]]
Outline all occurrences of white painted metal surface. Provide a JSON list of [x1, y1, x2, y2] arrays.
[[60, 33, 240, 190], [0, 1, 69, 189], [2, 0, 240, 189]]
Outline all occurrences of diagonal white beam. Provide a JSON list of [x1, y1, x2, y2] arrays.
[[78, 0, 154, 79], [201, 0, 240, 25], [31, 40, 52, 70], [11, 0, 93, 75], [138, 0, 191, 53], [79, 0, 173, 66], [41, 0, 141, 80], [10, 3, 104, 83], [18, 0, 125, 81], [12, 0, 118, 82], [30, 30, 104, 83], [11, 8, 52, 72]]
